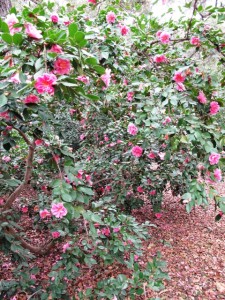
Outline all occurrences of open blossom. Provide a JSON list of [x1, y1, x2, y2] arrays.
[[51, 14, 59, 23], [34, 73, 57, 95], [173, 71, 185, 83], [39, 209, 51, 219], [23, 94, 40, 104], [214, 168, 222, 181], [131, 146, 143, 158], [77, 75, 90, 85], [127, 91, 134, 101], [106, 11, 116, 24], [210, 101, 220, 115], [101, 227, 111, 237], [62, 242, 70, 253], [190, 36, 200, 47], [25, 23, 42, 39], [49, 44, 63, 54], [2, 156, 11, 162], [54, 58, 71, 75], [5, 14, 21, 35], [52, 231, 60, 238], [0, 111, 10, 120], [137, 186, 144, 193], [120, 25, 129, 36], [101, 68, 111, 87], [35, 139, 43, 146], [158, 152, 166, 160], [158, 31, 170, 44], [51, 203, 67, 218], [197, 91, 207, 104], [155, 212, 163, 219], [148, 152, 156, 159], [127, 123, 138, 135], [150, 190, 156, 195], [176, 83, 186, 92], [162, 116, 171, 125], [209, 153, 220, 165], [9, 73, 21, 84], [88, 0, 97, 3], [153, 54, 167, 63]]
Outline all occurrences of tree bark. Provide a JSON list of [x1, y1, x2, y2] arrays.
[[0, 0, 12, 17]]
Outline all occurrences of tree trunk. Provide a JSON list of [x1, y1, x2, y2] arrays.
[[0, 0, 12, 17]]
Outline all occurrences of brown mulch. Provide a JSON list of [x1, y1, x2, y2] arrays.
[[0, 183, 225, 299]]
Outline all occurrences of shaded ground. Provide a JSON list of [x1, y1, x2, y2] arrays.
[[0, 183, 225, 299]]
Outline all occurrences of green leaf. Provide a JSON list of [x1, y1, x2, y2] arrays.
[[93, 65, 105, 75], [0, 22, 9, 33], [13, 33, 23, 45], [0, 94, 7, 107], [77, 186, 94, 196], [2, 33, 13, 44], [85, 57, 98, 66], [61, 192, 73, 202], [68, 23, 78, 37], [74, 31, 85, 42]]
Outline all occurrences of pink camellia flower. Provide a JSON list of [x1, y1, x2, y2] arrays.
[[158, 152, 166, 160], [62, 242, 70, 253], [190, 36, 200, 47], [0, 111, 10, 120], [137, 186, 144, 193], [127, 123, 138, 135], [162, 116, 171, 125], [88, 0, 97, 3], [120, 25, 129, 36], [176, 83, 186, 92], [77, 75, 90, 85], [5, 14, 21, 35], [69, 108, 76, 115], [35, 139, 43, 146], [0, 198, 4, 206], [9, 73, 21, 84], [34, 73, 57, 95], [54, 58, 71, 75], [173, 71, 185, 83], [153, 54, 167, 63], [134, 255, 139, 262], [155, 212, 163, 219], [49, 44, 63, 54], [6, 126, 12, 130], [113, 227, 120, 233], [197, 91, 207, 104], [80, 133, 86, 140], [106, 11, 116, 24], [52, 231, 60, 238], [77, 169, 84, 179], [214, 168, 222, 181], [51, 203, 67, 219], [53, 154, 60, 163], [159, 31, 170, 44], [51, 14, 59, 23], [209, 152, 220, 165], [39, 209, 51, 219], [210, 101, 220, 115], [156, 30, 162, 38], [104, 135, 109, 141], [148, 152, 156, 159], [25, 23, 43, 39], [131, 146, 143, 158], [127, 91, 134, 101], [37, 158, 44, 164], [101, 227, 111, 237], [2, 156, 11, 162], [150, 190, 156, 196], [23, 94, 40, 104], [21, 206, 28, 213], [101, 68, 111, 88]]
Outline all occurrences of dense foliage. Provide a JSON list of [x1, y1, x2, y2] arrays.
[[0, 0, 225, 298]]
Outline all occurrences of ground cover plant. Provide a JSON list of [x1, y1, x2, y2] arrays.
[[0, 0, 225, 298]]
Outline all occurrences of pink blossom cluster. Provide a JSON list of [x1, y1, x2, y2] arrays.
[[5, 14, 21, 35], [127, 123, 138, 135], [23, 94, 40, 104], [173, 71, 186, 83], [131, 146, 143, 158], [190, 36, 201, 47], [156, 30, 171, 44], [54, 58, 71, 75], [106, 11, 116, 24], [153, 54, 167, 63], [209, 153, 220, 165], [197, 91, 207, 104], [210, 101, 220, 115], [34, 73, 57, 95], [25, 23, 43, 39]]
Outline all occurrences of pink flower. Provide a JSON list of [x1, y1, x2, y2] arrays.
[[120, 25, 129, 36], [62, 242, 70, 253], [52, 231, 60, 238], [159, 31, 170, 44], [51, 203, 67, 218], [49, 44, 63, 54], [35, 139, 43, 146], [113, 227, 120, 233], [153, 54, 167, 63], [21, 206, 28, 213], [162, 116, 171, 125], [137, 186, 144, 193], [88, 0, 97, 3], [69, 109, 76, 115], [127, 123, 138, 135], [176, 83, 186, 92], [51, 14, 59, 23], [190, 36, 200, 47], [214, 168, 222, 181], [158, 152, 166, 160], [39, 209, 51, 219], [156, 30, 162, 38], [123, 78, 128, 85], [101, 227, 110, 237], [106, 11, 116, 24], [127, 91, 134, 101], [80, 134, 86, 140], [173, 71, 185, 83], [37, 158, 44, 164], [5, 14, 21, 35], [101, 68, 111, 88], [210, 101, 220, 115], [77, 75, 90, 85], [131, 146, 143, 158], [9, 73, 21, 84], [197, 91, 207, 104], [104, 135, 109, 141], [23, 94, 40, 104], [155, 212, 163, 219], [0, 111, 10, 120], [209, 153, 220, 165], [150, 190, 156, 196], [53, 154, 60, 163], [54, 58, 71, 75], [25, 23, 42, 39], [2, 156, 11, 162], [77, 169, 84, 179], [34, 73, 57, 95], [134, 255, 139, 262], [148, 152, 156, 159]]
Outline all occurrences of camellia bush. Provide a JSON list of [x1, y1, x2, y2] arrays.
[[0, 0, 225, 298]]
